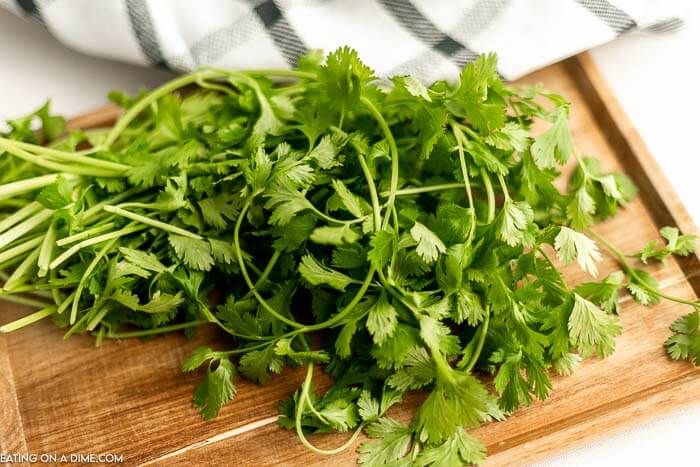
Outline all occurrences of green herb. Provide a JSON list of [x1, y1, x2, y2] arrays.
[[0, 48, 697, 465]]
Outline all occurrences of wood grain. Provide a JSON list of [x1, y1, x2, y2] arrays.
[[1, 52, 698, 466]]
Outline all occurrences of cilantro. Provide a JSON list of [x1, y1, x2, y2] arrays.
[[298, 254, 356, 291], [633, 226, 697, 263], [182, 347, 237, 420], [1, 47, 697, 466], [410, 221, 446, 264], [666, 311, 700, 365], [554, 227, 602, 277], [568, 294, 621, 358]]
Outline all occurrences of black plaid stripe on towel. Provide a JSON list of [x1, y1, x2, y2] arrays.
[[0, 0, 682, 80]]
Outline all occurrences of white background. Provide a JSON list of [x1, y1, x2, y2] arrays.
[[1, 4, 698, 466]]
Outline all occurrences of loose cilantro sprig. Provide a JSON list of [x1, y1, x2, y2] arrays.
[[0, 48, 697, 465]]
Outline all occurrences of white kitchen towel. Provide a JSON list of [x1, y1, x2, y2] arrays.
[[0, 0, 682, 81]]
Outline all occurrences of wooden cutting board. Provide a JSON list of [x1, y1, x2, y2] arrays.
[[1, 53, 699, 466]]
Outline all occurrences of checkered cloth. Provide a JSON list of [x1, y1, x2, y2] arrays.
[[0, 0, 682, 80]]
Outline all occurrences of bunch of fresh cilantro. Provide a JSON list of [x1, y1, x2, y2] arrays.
[[0, 48, 697, 465]]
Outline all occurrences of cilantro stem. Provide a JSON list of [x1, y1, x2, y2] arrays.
[[383, 183, 464, 197], [105, 320, 209, 339], [291, 265, 377, 334], [104, 72, 218, 148], [70, 238, 118, 325], [588, 229, 700, 308], [361, 96, 399, 229], [49, 269, 62, 306], [0, 235, 44, 265], [463, 309, 490, 373], [234, 199, 305, 329], [241, 250, 280, 300], [81, 187, 143, 220], [1, 138, 131, 172], [56, 290, 76, 315], [294, 363, 365, 455], [481, 170, 496, 223], [56, 222, 116, 247], [306, 202, 365, 226], [0, 139, 122, 177], [0, 210, 52, 250], [0, 174, 68, 201], [451, 124, 475, 209], [0, 305, 57, 333], [497, 174, 511, 201], [0, 292, 51, 309], [49, 224, 147, 270], [87, 306, 111, 331], [0, 201, 42, 232], [3, 248, 40, 290], [0, 199, 30, 208], [220, 341, 272, 355], [357, 154, 382, 230], [103, 205, 203, 239], [37, 224, 55, 277], [203, 66, 317, 81]]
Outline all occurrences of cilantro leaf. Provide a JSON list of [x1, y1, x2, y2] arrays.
[[568, 294, 621, 358], [310, 224, 360, 246], [169, 235, 215, 271], [554, 227, 602, 277], [531, 107, 574, 169], [358, 418, 413, 465], [496, 199, 535, 247], [298, 254, 356, 291], [411, 221, 446, 264], [366, 291, 398, 345], [665, 311, 700, 365], [182, 348, 237, 420]]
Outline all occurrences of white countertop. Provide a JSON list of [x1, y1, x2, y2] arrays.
[[1, 5, 698, 466]]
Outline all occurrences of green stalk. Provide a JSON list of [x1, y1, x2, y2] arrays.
[[241, 250, 281, 300], [357, 154, 382, 231], [56, 290, 77, 315], [103, 205, 202, 239], [1, 138, 131, 172], [105, 320, 208, 339], [86, 306, 111, 331], [497, 173, 511, 200], [37, 224, 55, 277], [481, 169, 496, 223], [0, 210, 52, 250], [462, 309, 490, 372], [0, 139, 122, 177], [49, 224, 146, 270], [56, 222, 116, 247], [49, 269, 63, 306], [383, 183, 464, 198], [0, 175, 66, 203], [294, 363, 365, 455], [305, 202, 366, 226], [0, 201, 43, 233], [361, 96, 399, 229], [0, 293, 51, 309], [3, 248, 40, 290], [0, 306, 57, 333], [104, 71, 219, 147], [589, 229, 700, 308], [81, 188, 142, 220], [0, 236, 44, 264], [70, 238, 117, 324], [451, 124, 475, 210]]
